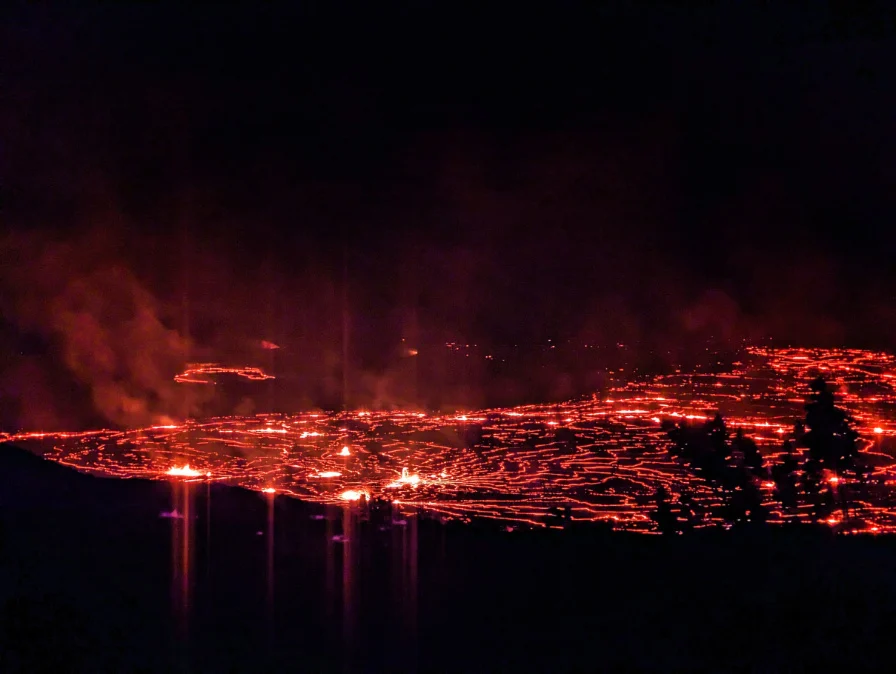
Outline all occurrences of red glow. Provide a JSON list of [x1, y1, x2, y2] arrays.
[[174, 363, 274, 384], [6, 347, 896, 533], [166, 465, 203, 478]]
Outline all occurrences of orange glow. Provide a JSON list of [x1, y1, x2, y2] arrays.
[[166, 465, 202, 477], [174, 363, 274, 384], [386, 467, 421, 488], [262, 487, 276, 494], [7, 346, 896, 534]]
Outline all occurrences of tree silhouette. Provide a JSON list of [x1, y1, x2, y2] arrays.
[[650, 486, 678, 534], [733, 428, 765, 477], [664, 413, 767, 527], [708, 413, 730, 461], [803, 377, 860, 473], [676, 490, 699, 530], [771, 439, 799, 515], [722, 482, 767, 526], [665, 413, 731, 487], [799, 376, 863, 522]]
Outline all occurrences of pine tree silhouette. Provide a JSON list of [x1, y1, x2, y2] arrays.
[[650, 486, 678, 534], [733, 428, 765, 477], [771, 439, 799, 515], [800, 376, 863, 523], [664, 413, 767, 527]]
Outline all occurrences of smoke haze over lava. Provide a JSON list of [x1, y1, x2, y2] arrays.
[[2, 5, 896, 429]]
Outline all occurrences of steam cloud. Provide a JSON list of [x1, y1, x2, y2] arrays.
[[0, 230, 209, 428]]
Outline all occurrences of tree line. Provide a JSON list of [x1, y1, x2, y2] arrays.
[[652, 376, 872, 533]]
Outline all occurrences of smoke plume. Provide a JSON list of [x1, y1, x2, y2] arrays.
[[0, 230, 208, 428]]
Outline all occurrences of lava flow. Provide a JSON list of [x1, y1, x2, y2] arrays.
[[5, 347, 896, 532], [174, 363, 276, 384]]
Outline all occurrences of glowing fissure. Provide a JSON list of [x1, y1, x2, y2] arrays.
[[174, 363, 275, 384]]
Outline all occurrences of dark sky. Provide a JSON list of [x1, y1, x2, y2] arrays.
[[2, 2, 896, 425]]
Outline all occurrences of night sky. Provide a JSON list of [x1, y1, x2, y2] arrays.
[[2, 3, 896, 426]]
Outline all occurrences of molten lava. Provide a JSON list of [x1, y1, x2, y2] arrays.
[[6, 347, 896, 532], [174, 363, 275, 384], [166, 465, 203, 478]]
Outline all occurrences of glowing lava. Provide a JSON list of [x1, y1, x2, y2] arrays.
[[166, 465, 203, 478], [174, 363, 275, 384], [387, 467, 421, 488], [7, 347, 896, 533]]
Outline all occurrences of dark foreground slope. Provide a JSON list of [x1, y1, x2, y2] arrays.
[[2, 445, 896, 672]]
